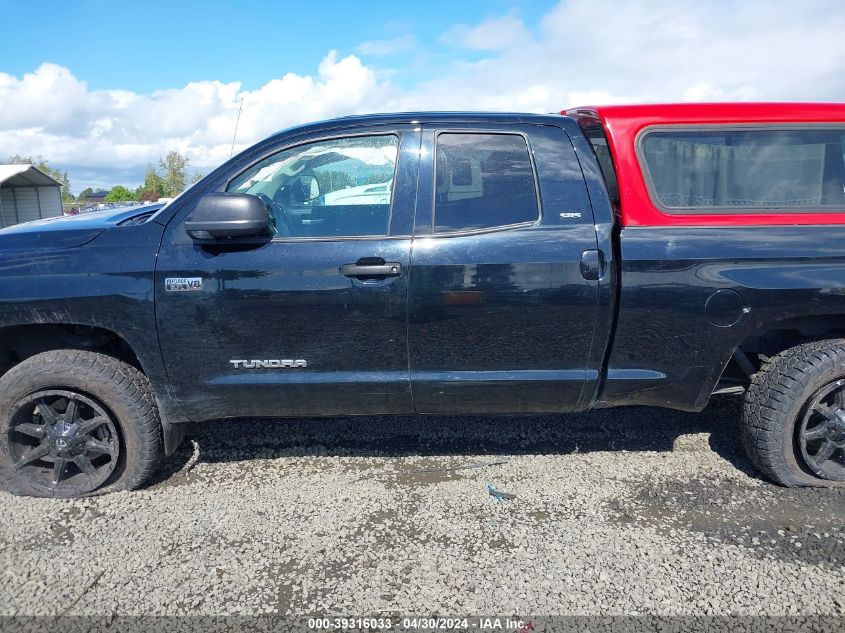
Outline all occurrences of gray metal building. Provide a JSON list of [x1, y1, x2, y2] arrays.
[[0, 165, 64, 228]]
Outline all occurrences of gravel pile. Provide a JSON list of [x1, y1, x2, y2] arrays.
[[1, 395, 843, 618]]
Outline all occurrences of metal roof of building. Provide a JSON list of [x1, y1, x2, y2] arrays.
[[0, 164, 63, 187]]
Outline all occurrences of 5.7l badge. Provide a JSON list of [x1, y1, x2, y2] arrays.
[[165, 277, 203, 292]]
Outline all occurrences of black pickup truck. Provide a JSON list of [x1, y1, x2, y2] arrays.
[[2, 103, 845, 497]]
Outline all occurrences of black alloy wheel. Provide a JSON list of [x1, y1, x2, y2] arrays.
[[797, 379, 845, 481], [6, 389, 119, 495]]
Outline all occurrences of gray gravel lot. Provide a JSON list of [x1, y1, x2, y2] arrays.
[[1, 395, 843, 619]]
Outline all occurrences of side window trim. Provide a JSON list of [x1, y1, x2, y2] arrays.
[[221, 130, 404, 240], [430, 129, 543, 234], [636, 123, 845, 215]]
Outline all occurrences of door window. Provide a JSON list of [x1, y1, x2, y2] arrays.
[[227, 135, 399, 237], [434, 133, 540, 232]]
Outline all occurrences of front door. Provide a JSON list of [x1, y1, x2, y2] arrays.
[[155, 127, 420, 421], [408, 123, 602, 413]]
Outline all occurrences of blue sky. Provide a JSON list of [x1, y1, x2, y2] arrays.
[[1, 0, 843, 192], [0, 0, 547, 92]]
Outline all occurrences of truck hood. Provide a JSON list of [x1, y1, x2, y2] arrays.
[[0, 205, 162, 250]]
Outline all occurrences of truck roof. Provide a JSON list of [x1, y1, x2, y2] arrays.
[[266, 111, 570, 143]]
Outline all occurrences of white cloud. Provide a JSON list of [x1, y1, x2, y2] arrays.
[[1, 0, 844, 190], [0, 64, 95, 135], [0, 52, 393, 189], [441, 12, 531, 51], [391, 0, 845, 112], [358, 34, 417, 56]]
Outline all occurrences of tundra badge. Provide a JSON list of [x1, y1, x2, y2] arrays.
[[165, 277, 203, 292], [230, 360, 308, 369]]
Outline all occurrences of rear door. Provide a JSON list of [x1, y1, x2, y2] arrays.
[[408, 122, 601, 413]]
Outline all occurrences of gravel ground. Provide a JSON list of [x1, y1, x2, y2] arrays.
[[1, 395, 844, 620]]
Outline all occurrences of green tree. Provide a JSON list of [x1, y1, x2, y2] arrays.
[[159, 151, 189, 197], [77, 187, 93, 204], [6, 154, 33, 165], [58, 171, 73, 204], [136, 163, 166, 201], [138, 188, 160, 202], [190, 170, 204, 185], [105, 185, 135, 203]]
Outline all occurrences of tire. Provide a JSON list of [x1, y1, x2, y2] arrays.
[[0, 350, 163, 498], [742, 339, 845, 487]]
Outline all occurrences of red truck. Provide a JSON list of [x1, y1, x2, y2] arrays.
[[0, 103, 844, 497]]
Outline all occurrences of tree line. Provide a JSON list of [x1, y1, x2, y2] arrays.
[[6, 152, 203, 206]]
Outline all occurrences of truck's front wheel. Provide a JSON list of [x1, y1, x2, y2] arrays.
[[0, 350, 163, 497], [742, 340, 845, 487]]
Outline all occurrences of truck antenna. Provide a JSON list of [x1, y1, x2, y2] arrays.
[[229, 97, 244, 159]]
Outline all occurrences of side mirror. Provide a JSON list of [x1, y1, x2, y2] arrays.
[[184, 193, 272, 240]]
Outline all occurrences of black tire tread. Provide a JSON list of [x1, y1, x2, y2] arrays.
[[742, 339, 845, 488], [0, 350, 163, 497]]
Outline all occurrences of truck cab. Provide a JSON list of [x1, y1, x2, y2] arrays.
[[154, 114, 613, 420]]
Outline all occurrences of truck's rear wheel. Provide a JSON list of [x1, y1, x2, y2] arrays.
[[0, 350, 163, 497], [742, 340, 845, 487]]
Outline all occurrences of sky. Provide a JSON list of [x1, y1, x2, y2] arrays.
[[1, 0, 844, 192]]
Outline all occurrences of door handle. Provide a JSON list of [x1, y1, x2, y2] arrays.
[[579, 249, 606, 281], [341, 258, 402, 279]]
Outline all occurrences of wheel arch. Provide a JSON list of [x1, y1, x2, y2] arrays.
[[0, 323, 145, 375], [0, 322, 189, 453], [714, 313, 845, 396]]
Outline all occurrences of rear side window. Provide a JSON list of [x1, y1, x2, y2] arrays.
[[639, 127, 845, 212], [434, 133, 539, 232]]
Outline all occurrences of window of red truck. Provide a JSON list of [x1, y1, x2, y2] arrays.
[[637, 126, 845, 214]]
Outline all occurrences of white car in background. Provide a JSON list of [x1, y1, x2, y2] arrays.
[[319, 180, 392, 206]]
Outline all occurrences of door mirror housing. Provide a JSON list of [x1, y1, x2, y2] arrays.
[[185, 193, 272, 240]]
